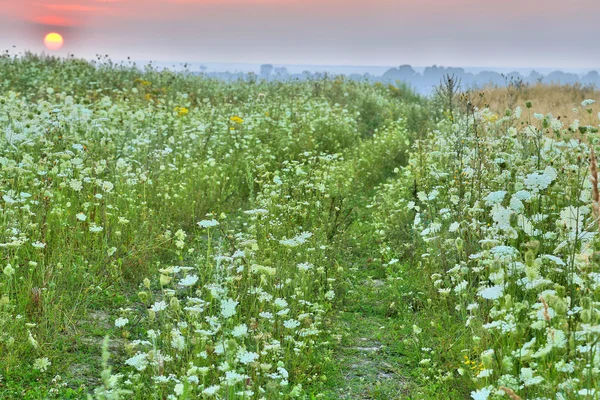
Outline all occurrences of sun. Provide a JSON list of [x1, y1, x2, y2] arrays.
[[44, 33, 64, 51]]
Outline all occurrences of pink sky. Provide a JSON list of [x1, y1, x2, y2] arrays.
[[0, 0, 598, 68]]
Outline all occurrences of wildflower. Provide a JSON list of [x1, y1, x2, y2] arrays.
[[274, 298, 288, 308], [220, 298, 238, 318], [179, 274, 198, 287], [470, 387, 492, 400], [101, 181, 114, 192], [197, 219, 219, 228], [259, 311, 274, 320], [297, 262, 313, 271], [478, 285, 504, 300], [115, 317, 129, 328], [150, 301, 167, 312], [125, 352, 148, 371], [33, 357, 51, 372], [520, 367, 544, 386], [283, 319, 301, 329], [174, 383, 184, 396], [76, 213, 87, 221], [231, 324, 248, 337], [244, 208, 268, 215], [230, 116, 244, 124], [237, 349, 259, 364], [171, 329, 185, 351], [69, 179, 83, 192], [484, 190, 507, 206], [28, 331, 39, 348], [89, 224, 103, 233], [581, 99, 596, 107], [3, 264, 15, 277], [202, 385, 220, 396], [279, 231, 312, 247], [174, 106, 189, 116], [32, 241, 46, 249]]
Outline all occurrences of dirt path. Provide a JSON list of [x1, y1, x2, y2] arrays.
[[324, 277, 414, 399]]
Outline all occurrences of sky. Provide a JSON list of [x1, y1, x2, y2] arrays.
[[0, 0, 599, 69]]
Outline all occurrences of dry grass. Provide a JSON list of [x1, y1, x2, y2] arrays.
[[471, 83, 600, 121]]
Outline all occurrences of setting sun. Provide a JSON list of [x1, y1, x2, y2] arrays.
[[44, 33, 64, 51]]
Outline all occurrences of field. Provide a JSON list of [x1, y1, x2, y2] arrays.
[[1, 54, 600, 400]]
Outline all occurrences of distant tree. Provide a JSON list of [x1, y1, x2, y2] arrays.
[[260, 64, 274, 79], [582, 71, 600, 86], [547, 71, 578, 85], [528, 70, 544, 84]]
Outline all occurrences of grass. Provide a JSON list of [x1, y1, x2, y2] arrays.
[[479, 82, 600, 123]]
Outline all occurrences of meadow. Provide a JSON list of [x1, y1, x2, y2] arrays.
[[1, 54, 599, 400]]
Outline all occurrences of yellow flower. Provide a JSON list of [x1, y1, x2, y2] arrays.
[[230, 116, 244, 124], [174, 107, 189, 117]]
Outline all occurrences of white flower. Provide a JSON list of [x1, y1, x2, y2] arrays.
[[32, 241, 46, 249], [101, 180, 114, 192], [279, 231, 312, 247], [125, 353, 148, 371], [115, 317, 129, 328], [225, 370, 248, 385], [274, 298, 288, 308], [171, 329, 185, 351], [89, 224, 103, 233], [3, 264, 15, 277], [449, 222, 460, 232], [197, 219, 219, 228], [520, 367, 544, 386], [76, 213, 87, 221], [244, 208, 268, 215], [231, 324, 248, 337], [514, 106, 522, 118], [524, 167, 557, 191], [581, 99, 596, 107], [174, 383, 184, 396], [259, 311, 274, 320], [283, 319, 301, 329], [490, 245, 519, 261], [237, 349, 259, 364], [203, 385, 220, 396], [470, 387, 492, 400], [179, 274, 198, 287], [297, 262, 313, 271], [151, 301, 167, 312], [33, 357, 51, 372], [220, 298, 238, 318], [69, 179, 83, 192], [478, 285, 504, 300], [484, 190, 506, 206]]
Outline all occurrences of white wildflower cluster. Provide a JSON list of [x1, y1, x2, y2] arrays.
[[374, 102, 600, 398]]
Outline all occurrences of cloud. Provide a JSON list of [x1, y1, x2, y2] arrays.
[[43, 4, 99, 12]]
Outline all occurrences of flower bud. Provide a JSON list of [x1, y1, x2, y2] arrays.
[[455, 237, 464, 251], [138, 291, 149, 303], [170, 296, 180, 311], [581, 309, 592, 323], [525, 250, 535, 267], [159, 274, 172, 286]]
